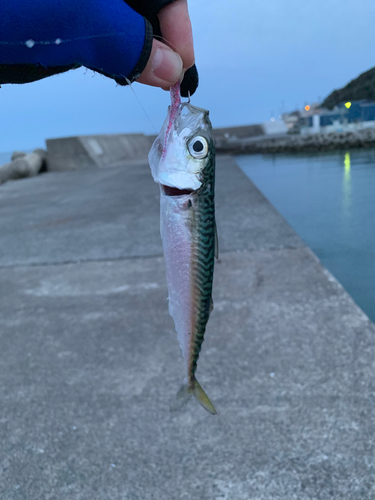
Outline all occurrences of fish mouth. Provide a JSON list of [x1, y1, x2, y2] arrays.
[[161, 185, 194, 196]]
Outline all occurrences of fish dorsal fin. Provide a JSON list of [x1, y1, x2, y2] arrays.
[[214, 220, 219, 259]]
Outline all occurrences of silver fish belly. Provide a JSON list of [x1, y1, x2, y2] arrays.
[[149, 94, 217, 415]]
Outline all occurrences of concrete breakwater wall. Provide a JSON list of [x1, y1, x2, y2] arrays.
[[216, 127, 375, 154], [46, 133, 155, 171]]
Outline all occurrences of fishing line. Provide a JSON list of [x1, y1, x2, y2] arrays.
[[125, 34, 187, 132], [125, 77, 158, 134], [0, 31, 190, 134]]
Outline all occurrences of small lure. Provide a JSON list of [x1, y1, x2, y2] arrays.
[[149, 83, 217, 415]]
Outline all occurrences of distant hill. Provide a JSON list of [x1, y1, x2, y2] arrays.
[[322, 67, 375, 109]]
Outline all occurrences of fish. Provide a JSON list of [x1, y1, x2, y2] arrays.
[[148, 83, 217, 415]]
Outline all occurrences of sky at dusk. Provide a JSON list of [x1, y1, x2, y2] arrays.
[[0, 0, 375, 151]]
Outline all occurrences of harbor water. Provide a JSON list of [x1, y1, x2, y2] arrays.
[[236, 149, 375, 323]]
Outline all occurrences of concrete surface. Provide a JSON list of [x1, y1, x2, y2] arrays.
[[1, 155, 375, 499], [0, 156, 301, 267], [46, 134, 154, 172]]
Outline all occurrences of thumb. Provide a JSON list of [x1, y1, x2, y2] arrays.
[[136, 39, 184, 90]]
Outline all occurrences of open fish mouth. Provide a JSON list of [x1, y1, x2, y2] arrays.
[[161, 185, 194, 196]]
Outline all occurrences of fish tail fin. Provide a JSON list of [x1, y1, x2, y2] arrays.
[[170, 379, 192, 412], [192, 378, 217, 415], [170, 378, 217, 415]]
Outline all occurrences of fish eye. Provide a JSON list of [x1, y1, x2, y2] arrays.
[[188, 136, 209, 159]]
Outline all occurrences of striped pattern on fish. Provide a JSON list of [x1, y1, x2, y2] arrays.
[[189, 146, 215, 379], [149, 84, 217, 415]]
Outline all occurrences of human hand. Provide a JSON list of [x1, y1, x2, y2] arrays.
[[0, 0, 198, 96], [133, 0, 196, 93]]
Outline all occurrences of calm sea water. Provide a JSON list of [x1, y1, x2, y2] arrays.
[[236, 149, 375, 323]]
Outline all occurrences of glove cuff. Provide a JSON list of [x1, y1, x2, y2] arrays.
[[125, 17, 154, 83]]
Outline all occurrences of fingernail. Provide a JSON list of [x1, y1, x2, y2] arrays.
[[152, 47, 183, 83]]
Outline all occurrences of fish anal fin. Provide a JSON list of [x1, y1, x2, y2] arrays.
[[192, 378, 217, 415]]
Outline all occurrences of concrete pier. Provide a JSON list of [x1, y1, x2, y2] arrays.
[[0, 154, 374, 499]]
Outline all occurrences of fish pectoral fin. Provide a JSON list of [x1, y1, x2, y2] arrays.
[[192, 378, 217, 415]]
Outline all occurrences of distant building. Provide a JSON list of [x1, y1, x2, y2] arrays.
[[213, 120, 288, 149], [299, 100, 375, 134], [213, 124, 264, 149], [282, 110, 300, 131], [262, 120, 288, 135]]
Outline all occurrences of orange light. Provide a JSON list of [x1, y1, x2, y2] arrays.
[[305, 105, 311, 111]]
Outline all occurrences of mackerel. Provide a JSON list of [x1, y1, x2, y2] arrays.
[[148, 83, 217, 415]]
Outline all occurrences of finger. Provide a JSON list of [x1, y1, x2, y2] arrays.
[[136, 39, 183, 90], [157, 0, 195, 70]]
